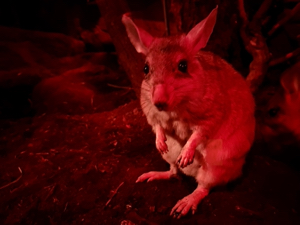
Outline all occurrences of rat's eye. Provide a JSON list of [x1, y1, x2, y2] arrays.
[[268, 107, 280, 117], [178, 60, 187, 73], [144, 64, 149, 75]]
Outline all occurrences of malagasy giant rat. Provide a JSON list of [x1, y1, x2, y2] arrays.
[[122, 6, 255, 218]]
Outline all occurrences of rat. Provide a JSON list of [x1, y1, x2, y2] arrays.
[[258, 61, 300, 156], [122, 6, 255, 218], [264, 61, 300, 140]]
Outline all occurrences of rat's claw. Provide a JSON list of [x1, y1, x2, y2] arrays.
[[156, 140, 168, 154], [170, 187, 208, 218], [136, 174, 147, 183], [177, 147, 195, 168], [155, 126, 168, 153], [170, 196, 197, 219], [192, 207, 197, 215], [177, 154, 189, 168], [176, 155, 182, 164], [136, 171, 172, 183], [178, 158, 185, 168], [182, 158, 189, 168], [171, 210, 181, 219]]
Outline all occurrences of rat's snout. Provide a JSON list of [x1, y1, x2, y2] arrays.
[[152, 84, 168, 111]]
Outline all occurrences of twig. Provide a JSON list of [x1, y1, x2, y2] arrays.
[[238, 0, 249, 25], [36, 152, 49, 155], [170, 0, 182, 33], [269, 48, 300, 67], [162, 0, 170, 36], [268, 2, 300, 36], [107, 83, 133, 90], [10, 184, 24, 193], [235, 205, 263, 219], [104, 181, 124, 208], [238, 0, 270, 93], [0, 167, 23, 190], [64, 202, 69, 212], [45, 184, 57, 200], [253, 0, 273, 22]]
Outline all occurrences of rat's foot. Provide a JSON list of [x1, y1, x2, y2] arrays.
[[136, 171, 172, 183], [155, 126, 168, 154], [170, 187, 208, 219], [176, 146, 195, 168]]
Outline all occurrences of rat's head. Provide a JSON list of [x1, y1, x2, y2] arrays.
[[264, 63, 300, 139], [122, 6, 218, 112]]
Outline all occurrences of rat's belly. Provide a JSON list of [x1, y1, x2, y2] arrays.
[[180, 160, 202, 178], [162, 134, 203, 178]]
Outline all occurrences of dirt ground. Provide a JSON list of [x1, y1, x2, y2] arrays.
[[0, 27, 300, 225]]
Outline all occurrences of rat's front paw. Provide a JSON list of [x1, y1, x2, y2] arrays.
[[155, 131, 168, 154], [156, 138, 168, 154], [176, 147, 195, 168]]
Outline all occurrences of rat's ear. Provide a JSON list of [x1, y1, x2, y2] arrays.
[[122, 14, 154, 55], [186, 6, 218, 54]]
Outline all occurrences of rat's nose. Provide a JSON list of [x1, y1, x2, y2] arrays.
[[152, 84, 168, 111], [155, 102, 168, 111]]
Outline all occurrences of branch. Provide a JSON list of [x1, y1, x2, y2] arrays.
[[269, 48, 300, 67], [104, 181, 124, 208], [268, 2, 300, 36], [238, 0, 271, 93], [0, 167, 23, 190], [238, 0, 249, 25], [95, 0, 144, 98], [253, 0, 273, 21]]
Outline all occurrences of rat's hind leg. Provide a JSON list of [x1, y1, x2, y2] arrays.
[[136, 164, 178, 183], [171, 156, 245, 218], [170, 165, 226, 218]]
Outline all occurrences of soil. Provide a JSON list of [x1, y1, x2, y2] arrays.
[[0, 27, 300, 225]]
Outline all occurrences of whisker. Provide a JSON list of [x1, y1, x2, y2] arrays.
[[145, 106, 153, 118], [140, 88, 151, 92]]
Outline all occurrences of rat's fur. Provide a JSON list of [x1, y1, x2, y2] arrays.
[[122, 6, 255, 218]]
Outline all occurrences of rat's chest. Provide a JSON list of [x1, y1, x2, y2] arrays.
[[156, 112, 192, 141]]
